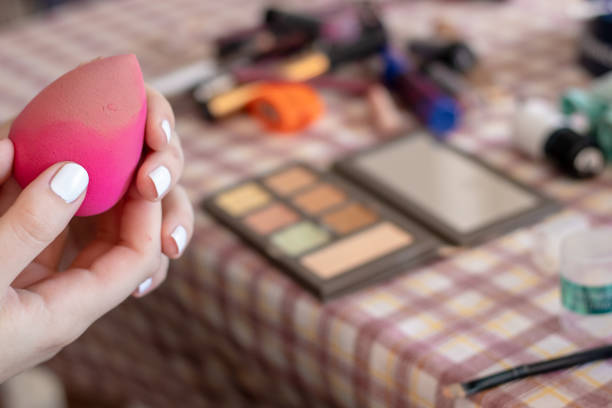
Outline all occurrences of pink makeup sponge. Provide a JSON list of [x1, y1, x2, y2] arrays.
[[9, 54, 147, 216]]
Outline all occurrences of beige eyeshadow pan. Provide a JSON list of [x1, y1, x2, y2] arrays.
[[264, 166, 316, 196], [215, 182, 270, 216], [301, 222, 413, 279], [293, 183, 347, 214], [244, 203, 298, 235]]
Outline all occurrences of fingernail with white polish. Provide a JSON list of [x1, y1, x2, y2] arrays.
[[161, 119, 172, 144], [148, 166, 171, 198], [137, 277, 153, 296], [171, 225, 187, 255], [50, 163, 89, 203]]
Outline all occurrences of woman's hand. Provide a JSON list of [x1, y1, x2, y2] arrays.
[[0, 86, 194, 383]]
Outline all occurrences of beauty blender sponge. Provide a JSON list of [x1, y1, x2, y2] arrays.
[[9, 54, 147, 216]]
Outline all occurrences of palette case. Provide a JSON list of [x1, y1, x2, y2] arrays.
[[204, 163, 442, 299], [334, 133, 562, 246], [204, 132, 562, 300]]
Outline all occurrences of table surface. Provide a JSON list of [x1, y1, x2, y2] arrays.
[[2, 0, 612, 407]]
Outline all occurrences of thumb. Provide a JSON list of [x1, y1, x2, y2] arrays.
[[0, 162, 88, 291]]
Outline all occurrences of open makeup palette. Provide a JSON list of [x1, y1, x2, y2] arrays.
[[204, 133, 561, 299]]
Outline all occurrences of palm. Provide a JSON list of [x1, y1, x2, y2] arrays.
[[2, 176, 126, 289]]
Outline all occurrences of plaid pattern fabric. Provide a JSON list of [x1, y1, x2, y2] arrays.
[[1, 0, 612, 406]]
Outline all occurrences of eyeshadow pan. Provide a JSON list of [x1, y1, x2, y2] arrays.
[[244, 203, 299, 235], [271, 221, 330, 256], [293, 183, 346, 214], [322, 203, 378, 234], [264, 166, 316, 196], [215, 182, 270, 216], [301, 222, 413, 279]]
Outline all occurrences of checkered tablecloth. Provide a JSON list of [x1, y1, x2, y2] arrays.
[[2, 0, 612, 407]]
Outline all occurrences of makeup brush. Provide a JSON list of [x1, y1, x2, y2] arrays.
[[443, 344, 612, 399]]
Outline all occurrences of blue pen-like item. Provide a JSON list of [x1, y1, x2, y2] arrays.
[[382, 50, 460, 137]]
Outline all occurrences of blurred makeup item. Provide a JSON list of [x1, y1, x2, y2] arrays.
[[205, 132, 560, 299], [443, 345, 612, 399], [200, 26, 387, 120], [251, 32, 315, 62], [265, 166, 317, 195], [366, 84, 404, 136], [579, 14, 612, 76], [334, 133, 560, 246], [293, 183, 346, 213], [531, 213, 590, 272], [216, 26, 264, 59], [309, 75, 372, 95], [561, 72, 612, 161], [247, 82, 324, 133], [325, 24, 387, 67], [322, 202, 378, 234], [215, 4, 341, 61], [244, 203, 299, 235], [514, 99, 605, 178], [193, 71, 240, 104], [383, 51, 461, 136], [407, 33, 483, 107], [264, 8, 321, 38], [282, 26, 387, 81], [408, 39, 478, 74], [560, 88, 608, 129], [214, 182, 271, 216], [420, 62, 467, 95], [418, 62, 483, 108], [205, 162, 440, 299], [560, 72, 612, 125], [217, 29, 313, 65], [196, 81, 262, 121], [408, 26, 497, 103], [218, 4, 381, 64], [149, 59, 217, 98], [281, 51, 332, 82], [559, 228, 612, 340], [265, 5, 365, 44], [320, 8, 362, 43], [234, 66, 373, 95], [433, 18, 462, 41]]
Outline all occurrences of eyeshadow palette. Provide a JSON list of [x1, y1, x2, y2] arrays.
[[334, 133, 561, 245], [204, 132, 561, 299], [204, 163, 441, 299]]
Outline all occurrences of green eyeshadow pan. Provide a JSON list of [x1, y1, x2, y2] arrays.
[[271, 221, 330, 256]]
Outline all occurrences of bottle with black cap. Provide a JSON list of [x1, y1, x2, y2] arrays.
[[408, 39, 478, 75], [513, 99, 605, 179]]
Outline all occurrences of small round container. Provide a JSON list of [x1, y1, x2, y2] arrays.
[[560, 228, 612, 340]]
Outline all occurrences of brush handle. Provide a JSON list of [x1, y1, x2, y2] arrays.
[[465, 345, 612, 396]]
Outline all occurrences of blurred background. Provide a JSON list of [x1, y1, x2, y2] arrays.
[[0, 0, 85, 23], [1, 0, 612, 407]]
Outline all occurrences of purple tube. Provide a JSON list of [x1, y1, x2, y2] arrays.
[[384, 51, 460, 137]]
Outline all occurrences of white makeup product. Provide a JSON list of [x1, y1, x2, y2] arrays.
[[149, 59, 217, 98], [531, 213, 590, 272], [513, 99, 605, 178]]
